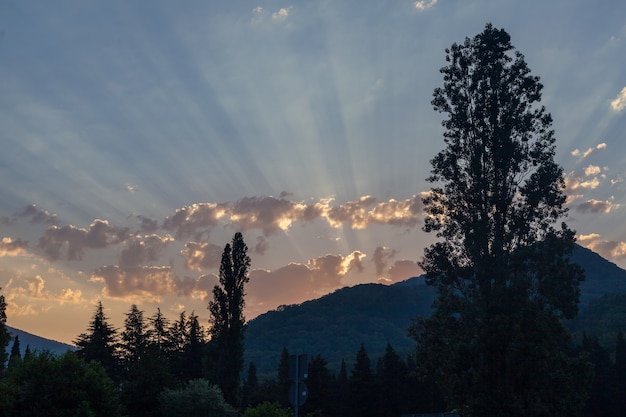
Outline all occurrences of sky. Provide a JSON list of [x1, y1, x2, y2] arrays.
[[1, 0, 625, 345]]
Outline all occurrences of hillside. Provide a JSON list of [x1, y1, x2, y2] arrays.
[[244, 278, 435, 376], [245, 244, 626, 376], [5, 326, 76, 357]]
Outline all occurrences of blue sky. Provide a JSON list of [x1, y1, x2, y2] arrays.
[[1, 0, 625, 343]]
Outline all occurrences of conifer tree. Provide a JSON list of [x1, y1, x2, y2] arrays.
[[335, 359, 350, 417], [349, 344, 375, 417], [75, 301, 120, 380], [0, 288, 10, 375], [120, 304, 147, 364], [147, 307, 171, 355], [8, 335, 21, 367], [241, 362, 259, 409], [208, 232, 251, 406], [375, 343, 408, 417]]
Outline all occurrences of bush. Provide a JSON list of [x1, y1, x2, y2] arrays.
[[158, 379, 236, 417], [242, 401, 292, 417]]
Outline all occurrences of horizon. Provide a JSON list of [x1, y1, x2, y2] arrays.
[[1, 0, 625, 345]]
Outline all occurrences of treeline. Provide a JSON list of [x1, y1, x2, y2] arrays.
[[581, 332, 626, 416], [1, 299, 444, 417]]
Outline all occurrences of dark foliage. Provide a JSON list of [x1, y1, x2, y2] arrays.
[[412, 23, 591, 416]]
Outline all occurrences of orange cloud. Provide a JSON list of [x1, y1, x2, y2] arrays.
[[180, 241, 223, 270], [0, 237, 28, 257], [91, 265, 209, 301], [578, 233, 626, 261]]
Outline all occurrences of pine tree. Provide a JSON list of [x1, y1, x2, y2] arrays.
[[9, 335, 21, 364], [0, 288, 10, 375], [75, 301, 120, 380], [303, 354, 334, 416], [120, 304, 147, 364], [375, 343, 408, 417], [208, 232, 251, 406], [335, 359, 350, 417], [349, 344, 375, 417], [147, 307, 171, 355], [411, 23, 591, 416], [241, 362, 259, 409]]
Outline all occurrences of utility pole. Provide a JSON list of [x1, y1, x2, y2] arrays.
[[289, 354, 308, 417]]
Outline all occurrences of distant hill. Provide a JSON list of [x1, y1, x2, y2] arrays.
[[5, 326, 76, 357], [245, 244, 626, 376]]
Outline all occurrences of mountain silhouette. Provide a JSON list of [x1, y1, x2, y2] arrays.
[[244, 244, 626, 375]]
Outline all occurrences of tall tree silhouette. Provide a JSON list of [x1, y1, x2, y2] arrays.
[[208, 232, 251, 406], [410, 23, 591, 416]]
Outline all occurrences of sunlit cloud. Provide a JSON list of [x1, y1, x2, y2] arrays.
[[610, 86, 626, 112], [583, 165, 601, 176], [272, 7, 292, 22], [571, 143, 607, 160], [162, 203, 228, 239], [565, 175, 601, 193], [308, 251, 365, 287], [246, 251, 366, 315], [0, 237, 28, 257], [91, 265, 203, 301], [578, 233, 626, 260], [180, 241, 223, 270], [575, 198, 619, 214], [415, 0, 438, 11], [7, 273, 86, 304]]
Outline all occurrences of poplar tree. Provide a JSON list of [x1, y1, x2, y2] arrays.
[[410, 24, 591, 416], [208, 232, 251, 406]]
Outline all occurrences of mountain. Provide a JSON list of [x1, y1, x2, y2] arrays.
[[245, 279, 436, 376], [5, 326, 76, 357], [244, 244, 626, 376]]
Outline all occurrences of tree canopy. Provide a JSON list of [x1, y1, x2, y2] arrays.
[[411, 23, 591, 416]]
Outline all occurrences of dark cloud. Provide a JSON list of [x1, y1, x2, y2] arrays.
[[135, 215, 159, 233], [37, 220, 129, 261], [120, 234, 174, 267], [18, 204, 58, 225], [254, 236, 269, 255], [371, 246, 398, 277]]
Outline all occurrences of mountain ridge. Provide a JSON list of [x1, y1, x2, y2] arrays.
[[4, 244, 626, 376]]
